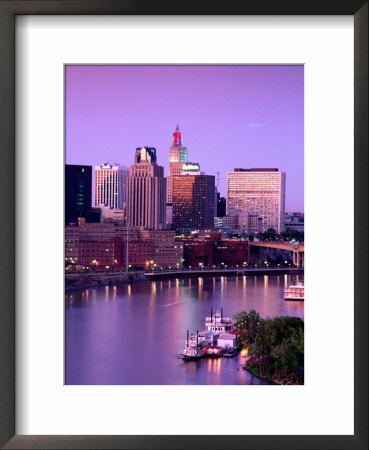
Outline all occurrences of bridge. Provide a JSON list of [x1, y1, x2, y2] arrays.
[[250, 241, 304, 268]]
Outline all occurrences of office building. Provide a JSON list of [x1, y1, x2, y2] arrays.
[[172, 174, 215, 229], [167, 125, 188, 205], [216, 193, 226, 217], [227, 168, 286, 233], [166, 126, 201, 227], [126, 147, 166, 229], [65, 164, 92, 225], [248, 214, 264, 234], [94, 163, 129, 209]]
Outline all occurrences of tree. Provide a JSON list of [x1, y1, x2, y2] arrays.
[[259, 228, 278, 241], [233, 310, 261, 343], [280, 228, 304, 242], [235, 310, 304, 384]]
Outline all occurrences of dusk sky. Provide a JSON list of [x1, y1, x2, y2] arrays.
[[66, 65, 304, 211]]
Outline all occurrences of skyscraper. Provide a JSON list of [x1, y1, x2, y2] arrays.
[[65, 164, 92, 225], [227, 168, 286, 233], [126, 147, 166, 229], [94, 163, 129, 209], [172, 174, 215, 230], [166, 125, 188, 226]]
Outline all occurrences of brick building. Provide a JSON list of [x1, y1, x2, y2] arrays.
[[182, 233, 249, 268], [65, 219, 183, 270]]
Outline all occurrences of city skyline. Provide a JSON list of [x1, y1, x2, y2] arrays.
[[66, 65, 304, 211]]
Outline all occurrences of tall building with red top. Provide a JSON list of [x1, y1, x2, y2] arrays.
[[167, 125, 188, 205]]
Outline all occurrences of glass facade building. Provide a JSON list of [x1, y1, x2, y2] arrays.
[[172, 174, 215, 229], [65, 164, 92, 225]]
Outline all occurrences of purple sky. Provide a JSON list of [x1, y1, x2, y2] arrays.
[[66, 65, 304, 211]]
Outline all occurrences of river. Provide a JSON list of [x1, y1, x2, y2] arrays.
[[65, 274, 304, 385]]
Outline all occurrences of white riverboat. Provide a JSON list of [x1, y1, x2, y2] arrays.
[[205, 308, 234, 332], [182, 330, 218, 360], [181, 309, 237, 360], [284, 282, 304, 301]]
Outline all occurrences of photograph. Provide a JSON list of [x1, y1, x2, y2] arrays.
[[65, 64, 304, 386]]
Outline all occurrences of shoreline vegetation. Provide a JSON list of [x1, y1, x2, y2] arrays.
[[234, 310, 304, 385], [65, 272, 146, 292]]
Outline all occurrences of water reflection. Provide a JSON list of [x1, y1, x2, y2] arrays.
[[65, 275, 303, 385]]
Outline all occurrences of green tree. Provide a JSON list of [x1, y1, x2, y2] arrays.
[[259, 228, 278, 241], [280, 228, 304, 242], [233, 309, 261, 343], [235, 311, 304, 384]]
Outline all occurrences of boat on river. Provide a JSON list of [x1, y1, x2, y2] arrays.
[[205, 308, 234, 332], [182, 330, 218, 360], [181, 309, 238, 360], [206, 346, 224, 357], [284, 282, 304, 301]]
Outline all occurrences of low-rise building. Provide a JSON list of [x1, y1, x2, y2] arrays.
[[65, 219, 183, 269], [285, 213, 304, 232], [182, 233, 249, 268]]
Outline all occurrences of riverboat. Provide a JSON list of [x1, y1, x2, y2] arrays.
[[206, 346, 224, 357], [284, 282, 304, 301], [182, 330, 216, 360], [181, 310, 238, 360], [205, 308, 234, 332]]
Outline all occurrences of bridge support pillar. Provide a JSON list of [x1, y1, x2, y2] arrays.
[[293, 251, 300, 267]]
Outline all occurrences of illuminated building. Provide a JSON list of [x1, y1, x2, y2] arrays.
[[65, 164, 92, 225], [167, 124, 188, 205], [182, 233, 249, 267], [126, 147, 166, 229], [227, 168, 286, 233], [94, 163, 129, 209], [65, 219, 183, 269], [214, 215, 239, 232], [172, 174, 215, 229], [166, 126, 201, 226]]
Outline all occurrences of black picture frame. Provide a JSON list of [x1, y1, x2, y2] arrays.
[[0, 1, 367, 449]]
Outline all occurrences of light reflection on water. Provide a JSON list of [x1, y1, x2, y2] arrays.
[[65, 275, 303, 385]]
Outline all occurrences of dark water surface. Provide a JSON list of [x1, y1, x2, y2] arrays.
[[65, 274, 304, 385]]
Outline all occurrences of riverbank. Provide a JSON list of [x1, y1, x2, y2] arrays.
[[65, 266, 304, 291], [65, 272, 146, 292], [243, 358, 303, 385], [234, 310, 304, 385]]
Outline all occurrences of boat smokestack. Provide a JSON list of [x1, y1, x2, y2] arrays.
[[211, 308, 213, 323], [196, 330, 198, 344], [221, 308, 223, 321], [187, 330, 189, 346]]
